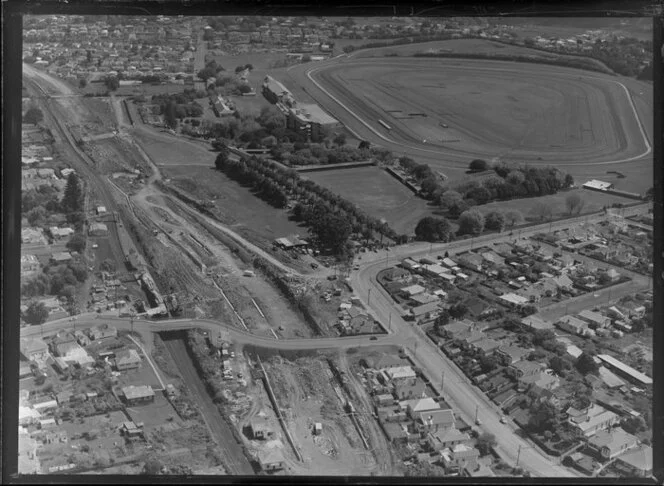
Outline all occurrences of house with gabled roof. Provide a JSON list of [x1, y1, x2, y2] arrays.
[[587, 428, 639, 461], [427, 427, 470, 451], [415, 408, 455, 433], [457, 253, 483, 272], [508, 360, 546, 379], [567, 403, 619, 438], [440, 444, 480, 475], [481, 251, 505, 266]]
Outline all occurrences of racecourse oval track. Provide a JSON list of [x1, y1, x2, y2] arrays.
[[287, 57, 651, 171]]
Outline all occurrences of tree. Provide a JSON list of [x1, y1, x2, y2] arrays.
[[575, 352, 599, 375], [476, 433, 497, 456], [564, 173, 575, 188], [164, 101, 178, 129], [549, 356, 572, 376], [24, 301, 49, 325], [469, 159, 489, 172], [531, 201, 553, 221], [105, 76, 119, 91], [66, 233, 87, 253], [528, 400, 560, 433], [484, 210, 506, 232], [414, 216, 452, 242], [78, 78, 87, 89], [621, 416, 646, 435], [565, 193, 585, 215], [504, 210, 524, 228], [62, 172, 83, 210], [333, 133, 347, 146], [24, 106, 44, 125], [458, 209, 485, 235], [27, 206, 48, 226], [142, 458, 164, 475], [358, 140, 371, 150], [448, 303, 468, 319]]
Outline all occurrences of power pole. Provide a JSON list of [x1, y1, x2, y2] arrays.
[[367, 288, 372, 307], [388, 313, 392, 332], [474, 405, 479, 424], [516, 444, 522, 468], [441, 371, 445, 394]]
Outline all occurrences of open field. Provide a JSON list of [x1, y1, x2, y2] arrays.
[[476, 188, 644, 224], [312, 58, 646, 164], [160, 165, 304, 246], [351, 38, 611, 72], [286, 49, 653, 193], [132, 129, 216, 167], [305, 166, 436, 234]]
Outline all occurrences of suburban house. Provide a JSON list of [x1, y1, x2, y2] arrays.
[[480, 251, 505, 266], [587, 428, 639, 461], [89, 323, 118, 340], [469, 338, 501, 356], [49, 226, 74, 240], [521, 315, 553, 330], [519, 371, 560, 391], [20, 337, 49, 361], [402, 397, 440, 418], [567, 403, 619, 438], [614, 446, 653, 478], [121, 385, 155, 406], [256, 448, 285, 472], [414, 408, 455, 434], [440, 444, 480, 475], [496, 345, 530, 365], [50, 252, 73, 264], [556, 315, 590, 335], [427, 427, 470, 451], [578, 310, 611, 328], [54, 342, 94, 367], [410, 302, 441, 320], [383, 267, 411, 282], [440, 319, 483, 341], [508, 360, 546, 379], [498, 293, 529, 310], [382, 366, 416, 382], [22, 227, 47, 245], [114, 349, 142, 371], [401, 258, 421, 271], [400, 284, 425, 298], [393, 377, 427, 401], [73, 330, 91, 347], [457, 253, 483, 272], [21, 254, 40, 275]]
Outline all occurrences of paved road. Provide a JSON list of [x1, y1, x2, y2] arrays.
[[350, 250, 578, 477]]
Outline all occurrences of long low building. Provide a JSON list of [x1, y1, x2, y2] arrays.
[[597, 354, 653, 386]]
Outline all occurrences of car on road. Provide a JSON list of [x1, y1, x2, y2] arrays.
[[311, 262, 319, 269], [500, 416, 508, 424], [92, 243, 99, 249], [475, 418, 482, 425], [370, 336, 378, 341]]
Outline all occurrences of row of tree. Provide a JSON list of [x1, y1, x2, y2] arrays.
[[214, 153, 289, 208], [213, 151, 403, 256]]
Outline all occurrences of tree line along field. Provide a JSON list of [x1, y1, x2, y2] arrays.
[[312, 58, 648, 166], [304, 166, 435, 235]]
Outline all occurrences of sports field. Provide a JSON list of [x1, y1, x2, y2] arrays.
[[304, 166, 435, 234], [311, 58, 648, 166]]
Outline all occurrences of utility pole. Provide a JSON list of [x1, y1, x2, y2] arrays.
[[388, 313, 392, 332], [474, 405, 479, 424], [441, 371, 445, 394], [516, 444, 522, 468], [368, 288, 372, 307]]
